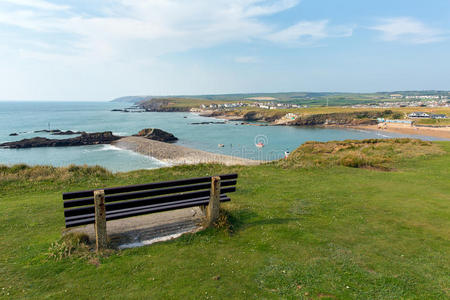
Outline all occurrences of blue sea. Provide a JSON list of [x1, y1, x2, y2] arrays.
[[0, 101, 441, 172]]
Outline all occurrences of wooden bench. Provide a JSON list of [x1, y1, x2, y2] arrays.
[[63, 174, 238, 251]]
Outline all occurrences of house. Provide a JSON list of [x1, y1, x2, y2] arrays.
[[430, 114, 447, 119], [390, 94, 403, 99], [408, 112, 430, 118], [285, 113, 298, 120]]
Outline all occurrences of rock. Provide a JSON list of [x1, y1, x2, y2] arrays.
[[134, 128, 178, 143], [0, 131, 121, 149], [190, 121, 226, 125], [9, 133, 18, 136], [51, 130, 84, 135], [34, 129, 61, 133]]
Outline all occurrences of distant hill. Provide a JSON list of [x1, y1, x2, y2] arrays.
[[111, 91, 450, 106], [111, 96, 153, 103]]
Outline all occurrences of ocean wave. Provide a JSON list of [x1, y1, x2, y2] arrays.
[[376, 133, 390, 138], [113, 132, 128, 136], [90, 144, 170, 166], [92, 144, 123, 152]]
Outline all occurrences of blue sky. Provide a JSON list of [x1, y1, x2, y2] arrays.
[[0, 0, 449, 101]]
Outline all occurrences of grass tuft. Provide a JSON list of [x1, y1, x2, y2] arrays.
[[47, 233, 91, 261], [213, 208, 234, 234]]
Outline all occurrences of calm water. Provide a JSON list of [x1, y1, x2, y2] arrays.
[[0, 101, 440, 172]]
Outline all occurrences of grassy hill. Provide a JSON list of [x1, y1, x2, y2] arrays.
[[113, 91, 450, 107], [1, 140, 449, 299]]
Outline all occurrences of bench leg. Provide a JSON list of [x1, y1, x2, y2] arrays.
[[206, 176, 221, 227], [94, 190, 107, 252]]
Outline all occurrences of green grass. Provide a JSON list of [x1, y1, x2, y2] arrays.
[[1, 142, 449, 299], [416, 118, 450, 126], [150, 91, 450, 107]]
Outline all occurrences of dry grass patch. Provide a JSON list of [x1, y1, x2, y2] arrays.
[[0, 164, 111, 183], [278, 138, 444, 170], [47, 232, 91, 260]]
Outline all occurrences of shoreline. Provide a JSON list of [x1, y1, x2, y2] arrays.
[[112, 136, 261, 166], [201, 112, 450, 140]]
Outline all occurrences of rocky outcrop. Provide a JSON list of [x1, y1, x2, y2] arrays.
[[133, 128, 178, 143], [290, 111, 390, 126], [242, 111, 285, 122], [34, 129, 83, 135], [9, 133, 18, 136], [0, 132, 120, 149], [191, 121, 226, 125], [51, 130, 84, 135]]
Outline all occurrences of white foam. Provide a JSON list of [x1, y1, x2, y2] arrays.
[[92, 144, 170, 166], [113, 132, 128, 136], [92, 144, 123, 152], [376, 133, 390, 138]]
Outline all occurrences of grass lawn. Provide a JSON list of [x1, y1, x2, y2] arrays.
[[0, 142, 449, 299], [416, 118, 450, 126]]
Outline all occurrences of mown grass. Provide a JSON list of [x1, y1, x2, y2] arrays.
[[0, 141, 449, 299]]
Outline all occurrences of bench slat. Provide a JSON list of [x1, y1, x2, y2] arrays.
[[65, 195, 230, 228], [63, 173, 238, 200], [63, 179, 237, 208], [64, 187, 236, 217], [65, 195, 230, 223]]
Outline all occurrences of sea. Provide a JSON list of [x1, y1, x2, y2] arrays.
[[0, 101, 442, 172]]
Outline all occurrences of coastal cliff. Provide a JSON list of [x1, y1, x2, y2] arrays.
[[138, 99, 191, 112], [203, 109, 398, 125]]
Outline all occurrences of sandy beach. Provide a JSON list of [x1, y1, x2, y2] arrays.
[[112, 136, 261, 166], [349, 123, 450, 139]]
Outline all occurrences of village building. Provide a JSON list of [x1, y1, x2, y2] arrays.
[[408, 112, 430, 118]]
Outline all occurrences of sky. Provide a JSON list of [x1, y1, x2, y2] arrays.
[[0, 0, 449, 101]]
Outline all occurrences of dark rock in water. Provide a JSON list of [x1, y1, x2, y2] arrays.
[[9, 133, 18, 136], [112, 107, 145, 113], [134, 128, 178, 143], [0, 132, 121, 149], [191, 121, 226, 125], [34, 129, 61, 133], [51, 130, 84, 135], [33, 129, 83, 135]]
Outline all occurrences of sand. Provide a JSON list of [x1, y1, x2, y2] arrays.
[[112, 136, 261, 166], [350, 123, 450, 140]]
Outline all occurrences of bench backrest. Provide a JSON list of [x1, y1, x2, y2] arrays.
[[63, 173, 238, 228]]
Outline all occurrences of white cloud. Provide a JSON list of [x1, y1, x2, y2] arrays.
[[370, 17, 447, 44], [267, 20, 353, 45], [0, 0, 354, 63], [1, 0, 69, 11], [0, 0, 358, 100]]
